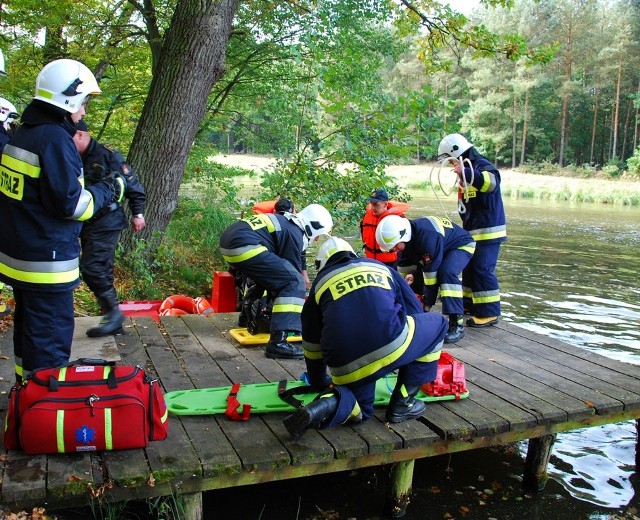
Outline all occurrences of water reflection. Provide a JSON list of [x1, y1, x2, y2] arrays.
[[407, 193, 640, 509]]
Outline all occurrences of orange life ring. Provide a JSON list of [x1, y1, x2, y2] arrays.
[[194, 297, 214, 316], [159, 295, 197, 316], [160, 308, 189, 317]]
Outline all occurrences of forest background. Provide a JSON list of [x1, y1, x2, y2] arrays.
[[1, 0, 639, 308]]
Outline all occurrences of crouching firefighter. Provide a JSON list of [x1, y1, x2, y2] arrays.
[[283, 237, 447, 440], [220, 204, 333, 360]]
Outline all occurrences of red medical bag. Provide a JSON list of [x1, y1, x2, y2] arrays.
[[4, 359, 168, 454]]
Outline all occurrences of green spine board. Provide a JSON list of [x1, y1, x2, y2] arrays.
[[164, 374, 468, 416]]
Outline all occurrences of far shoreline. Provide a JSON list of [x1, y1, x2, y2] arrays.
[[210, 153, 640, 205]]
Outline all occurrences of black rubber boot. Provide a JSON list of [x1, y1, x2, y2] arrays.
[[87, 289, 125, 337], [265, 331, 303, 359], [444, 314, 465, 344], [385, 382, 426, 423], [283, 394, 338, 440]]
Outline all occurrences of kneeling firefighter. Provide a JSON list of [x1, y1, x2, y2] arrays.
[[283, 237, 447, 440], [220, 203, 333, 360]]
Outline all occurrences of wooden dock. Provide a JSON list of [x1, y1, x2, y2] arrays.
[[1, 313, 639, 517]]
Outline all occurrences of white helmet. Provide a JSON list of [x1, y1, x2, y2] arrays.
[[0, 49, 6, 78], [0, 98, 18, 129], [437, 133, 473, 159], [315, 237, 355, 271], [297, 204, 333, 246], [376, 215, 412, 252], [34, 59, 102, 113]]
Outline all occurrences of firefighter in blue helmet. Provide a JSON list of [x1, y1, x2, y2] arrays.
[[283, 237, 447, 440], [220, 203, 333, 360], [73, 119, 146, 337], [376, 214, 475, 344], [438, 133, 506, 328], [0, 59, 126, 381]]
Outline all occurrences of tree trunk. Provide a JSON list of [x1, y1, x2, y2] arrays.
[[520, 88, 529, 166], [590, 87, 598, 166], [121, 0, 240, 255], [512, 94, 517, 168], [612, 60, 622, 160]]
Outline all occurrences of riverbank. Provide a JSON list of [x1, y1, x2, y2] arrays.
[[210, 153, 640, 205]]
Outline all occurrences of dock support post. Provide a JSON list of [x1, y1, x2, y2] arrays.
[[182, 492, 203, 520], [636, 419, 640, 468], [523, 434, 556, 492], [385, 459, 415, 518]]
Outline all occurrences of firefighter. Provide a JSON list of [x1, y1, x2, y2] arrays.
[[0, 98, 19, 317], [360, 188, 408, 268], [376, 214, 475, 344], [220, 203, 333, 359], [437, 133, 506, 328], [73, 120, 146, 337], [0, 59, 126, 381], [283, 237, 447, 440], [0, 97, 18, 150]]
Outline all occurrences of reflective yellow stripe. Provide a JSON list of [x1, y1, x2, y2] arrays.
[[440, 287, 463, 298], [0, 261, 79, 285], [2, 152, 40, 178], [315, 263, 393, 303], [222, 245, 268, 263], [416, 349, 442, 363], [303, 349, 324, 360], [459, 243, 476, 254], [272, 302, 303, 314], [243, 213, 277, 232], [161, 408, 168, 424], [105, 409, 112, 450], [474, 293, 501, 304], [59, 367, 67, 381], [332, 318, 415, 385], [57, 410, 65, 453]]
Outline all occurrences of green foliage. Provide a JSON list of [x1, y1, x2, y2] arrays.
[[626, 147, 640, 178], [114, 160, 240, 300], [260, 151, 410, 230]]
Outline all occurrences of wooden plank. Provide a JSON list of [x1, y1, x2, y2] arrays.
[[102, 448, 151, 487], [70, 317, 120, 362], [46, 453, 95, 501], [454, 359, 569, 425], [494, 322, 640, 379], [1, 451, 47, 505], [477, 325, 640, 404], [462, 336, 624, 415], [471, 327, 640, 410], [375, 410, 442, 449], [461, 382, 539, 432]]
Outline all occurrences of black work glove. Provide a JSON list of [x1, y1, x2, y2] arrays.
[[103, 173, 127, 203]]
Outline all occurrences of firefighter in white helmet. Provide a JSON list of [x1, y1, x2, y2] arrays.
[[376, 214, 475, 344], [283, 236, 447, 440], [437, 133, 506, 328], [220, 203, 333, 360], [0, 59, 127, 382], [0, 97, 18, 150]]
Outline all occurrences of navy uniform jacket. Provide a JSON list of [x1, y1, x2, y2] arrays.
[[219, 213, 305, 272], [401, 216, 474, 272], [82, 138, 145, 230], [0, 126, 9, 153], [458, 149, 506, 243], [302, 256, 422, 386], [0, 101, 115, 292]]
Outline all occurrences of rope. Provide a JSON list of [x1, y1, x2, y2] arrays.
[[429, 156, 475, 218]]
